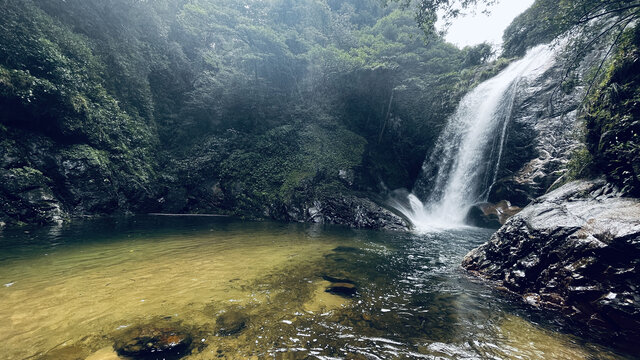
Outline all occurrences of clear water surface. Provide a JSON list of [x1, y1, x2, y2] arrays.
[[0, 216, 633, 359]]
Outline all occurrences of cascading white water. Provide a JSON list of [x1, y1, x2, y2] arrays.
[[390, 44, 558, 232]]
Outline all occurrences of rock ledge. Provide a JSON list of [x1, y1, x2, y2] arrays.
[[462, 179, 640, 347]]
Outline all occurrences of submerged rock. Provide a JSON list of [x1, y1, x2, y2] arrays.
[[38, 344, 91, 360], [216, 310, 248, 336], [332, 246, 363, 254], [322, 274, 356, 284], [86, 347, 122, 360], [113, 323, 193, 360], [462, 179, 640, 348]]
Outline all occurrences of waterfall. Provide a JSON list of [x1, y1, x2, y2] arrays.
[[390, 44, 558, 231]]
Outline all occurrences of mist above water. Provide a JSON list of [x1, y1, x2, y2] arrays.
[[390, 45, 558, 232]]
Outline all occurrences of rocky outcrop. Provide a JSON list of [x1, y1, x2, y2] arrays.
[[0, 166, 65, 225], [490, 30, 615, 208], [0, 128, 160, 226], [286, 194, 409, 231], [462, 179, 640, 347]]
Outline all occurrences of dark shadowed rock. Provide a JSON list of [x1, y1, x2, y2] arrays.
[[464, 205, 501, 228], [462, 179, 640, 349], [465, 200, 522, 228], [326, 282, 358, 297], [300, 194, 409, 231], [0, 166, 65, 225]]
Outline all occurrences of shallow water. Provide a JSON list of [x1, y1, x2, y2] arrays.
[[0, 216, 632, 359]]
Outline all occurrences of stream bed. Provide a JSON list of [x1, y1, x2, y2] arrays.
[[0, 216, 633, 359]]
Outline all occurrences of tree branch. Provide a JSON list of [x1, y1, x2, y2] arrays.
[[550, 11, 638, 111], [582, 15, 636, 104], [577, 3, 640, 24]]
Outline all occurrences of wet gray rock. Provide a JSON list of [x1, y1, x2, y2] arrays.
[[489, 29, 615, 208], [0, 167, 65, 225], [463, 179, 640, 347], [298, 194, 409, 231]]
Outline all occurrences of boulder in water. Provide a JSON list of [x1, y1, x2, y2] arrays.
[[113, 322, 193, 360], [462, 179, 640, 349], [464, 200, 521, 228], [294, 194, 409, 231]]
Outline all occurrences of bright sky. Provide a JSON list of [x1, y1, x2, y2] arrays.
[[441, 0, 535, 49]]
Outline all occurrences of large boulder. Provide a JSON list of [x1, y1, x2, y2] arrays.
[[300, 194, 409, 231], [462, 179, 640, 348]]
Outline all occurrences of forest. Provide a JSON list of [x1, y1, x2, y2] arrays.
[[0, 0, 503, 224]]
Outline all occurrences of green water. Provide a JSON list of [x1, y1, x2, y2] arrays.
[[0, 216, 632, 359]]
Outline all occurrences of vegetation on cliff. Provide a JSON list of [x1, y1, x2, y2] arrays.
[[0, 0, 498, 225], [583, 25, 640, 196]]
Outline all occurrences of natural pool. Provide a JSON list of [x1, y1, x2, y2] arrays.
[[0, 216, 633, 359]]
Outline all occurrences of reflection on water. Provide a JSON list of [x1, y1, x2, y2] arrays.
[[0, 216, 632, 359]]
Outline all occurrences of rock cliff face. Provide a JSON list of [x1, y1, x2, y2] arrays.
[[0, 127, 159, 226], [462, 179, 640, 347], [488, 39, 610, 208]]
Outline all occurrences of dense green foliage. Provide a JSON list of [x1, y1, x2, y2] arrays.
[[0, 1, 159, 222], [583, 25, 640, 196], [0, 0, 492, 223]]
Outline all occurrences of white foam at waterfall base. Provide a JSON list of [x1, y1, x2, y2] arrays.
[[387, 192, 451, 232], [389, 44, 558, 232]]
